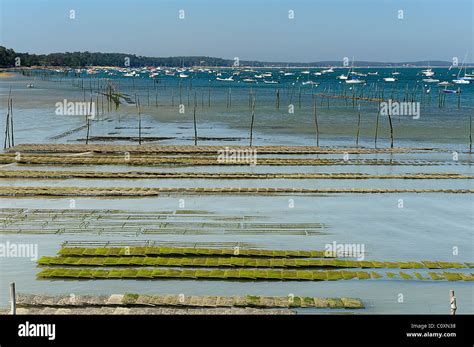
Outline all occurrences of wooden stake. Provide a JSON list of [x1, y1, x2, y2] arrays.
[[356, 104, 361, 146], [249, 97, 256, 147], [193, 93, 198, 146], [313, 97, 319, 146], [374, 103, 380, 148], [10, 282, 16, 315], [137, 98, 142, 145]]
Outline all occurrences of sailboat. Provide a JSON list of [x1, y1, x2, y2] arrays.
[[345, 59, 365, 83], [452, 54, 471, 84]]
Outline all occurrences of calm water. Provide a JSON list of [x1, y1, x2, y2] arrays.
[[0, 69, 472, 314]]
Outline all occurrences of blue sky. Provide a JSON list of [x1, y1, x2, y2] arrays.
[[0, 0, 472, 62]]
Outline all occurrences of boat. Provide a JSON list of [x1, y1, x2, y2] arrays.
[[242, 78, 257, 83], [179, 73, 189, 78], [383, 77, 397, 82], [302, 81, 318, 86], [313, 72, 322, 76], [422, 78, 439, 83], [284, 72, 295, 76], [301, 70, 310, 74], [437, 81, 451, 86], [442, 88, 461, 94], [421, 68, 435, 77], [452, 54, 470, 84], [452, 79, 470, 84], [345, 77, 365, 84], [321, 68, 334, 73], [216, 77, 234, 82], [367, 71, 379, 76], [26, 83, 34, 88], [263, 80, 279, 84]]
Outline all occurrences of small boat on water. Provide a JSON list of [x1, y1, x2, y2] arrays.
[[442, 88, 461, 94], [216, 77, 234, 82], [313, 72, 322, 76], [263, 80, 279, 84], [452, 79, 470, 84], [179, 73, 189, 78], [437, 81, 451, 86], [367, 71, 378, 76], [452, 54, 470, 84], [301, 70, 310, 75], [345, 77, 365, 84], [302, 81, 318, 86], [421, 68, 435, 77], [383, 77, 397, 82], [321, 68, 334, 73], [242, 78, 257, 83], [422, 78, 440, 83]]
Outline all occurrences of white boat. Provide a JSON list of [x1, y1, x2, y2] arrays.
[[242, 78, 257, 83], [422, 78, 439, 83], [302, 81, 318, 86], [216, 77, 234, 82], [383, 77, 397, 82], [337, 74, 348, 80], [321, 68, 334, 73], [284, 72, 295, 76], [345, 77, 365, 84], [149, 72, 159, 78], [313, 72, 322, 76], [263, 80, 279, 84], [301, 70, 310, 74], [351, 72, 367, 77], [437, 81, 451, 86], [421, 68, 435, 77], [452, 54, 470, 84], [254, 74, 264, 79], [179, 73, 189, 78], [452, 79, 470, 84], [367, 71, 378, 76]]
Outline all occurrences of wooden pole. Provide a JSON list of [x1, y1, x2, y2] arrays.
[[249, 97, 256, 147], [469, 111, 472, 153], [374, 103, 380, 148], [193, 94, 198, 146], [137, 98, 142, 145], [313, 97, 319, 146], [356, 104, 361, 146], [10, 282, 16, 315], [387, 103, 394, 148]]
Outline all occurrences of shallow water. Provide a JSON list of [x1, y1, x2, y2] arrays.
[[0, 71, 472, 314]]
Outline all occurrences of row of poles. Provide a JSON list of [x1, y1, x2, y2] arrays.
[[7, 71, 474, 151]]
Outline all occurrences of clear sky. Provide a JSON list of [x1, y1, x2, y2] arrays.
[[0, 0, 472, 62]]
